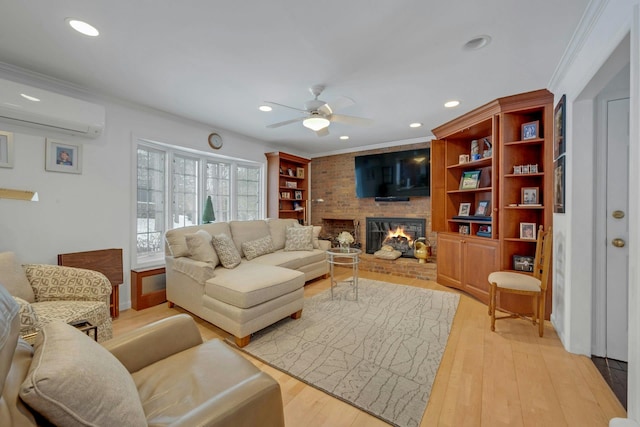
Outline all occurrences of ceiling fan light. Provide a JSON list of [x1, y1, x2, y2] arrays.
[[303, 116, 330, 131]]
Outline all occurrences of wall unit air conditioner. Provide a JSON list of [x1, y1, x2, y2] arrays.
[[0, 78, 105, 138]]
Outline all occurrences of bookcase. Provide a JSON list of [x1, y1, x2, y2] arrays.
[[265, 152, 310, 224], [431, 89, 553, 315]]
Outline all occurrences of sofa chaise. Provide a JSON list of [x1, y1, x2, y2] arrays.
[[165, 218, 330, 346]]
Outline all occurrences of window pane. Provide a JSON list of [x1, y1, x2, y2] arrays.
[[206, 161, 231, 222], [172, 155, 199, 228], [136, 147, 165, 262], [236, 164, 260, 221]]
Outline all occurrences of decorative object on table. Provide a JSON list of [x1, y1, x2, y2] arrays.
[[234, 279, 460, 427], [458, 202, 471, 216], [296, 167, 305, 178], [521, 187, 540, 205], [207, 132, 223, 149], [373, 244, 402, 260], [45, 138, 82, 174], [513, 254, 535, 272], [459, 170, 481, 190], [202, 195, 215, 223], [0, 130, 14, 168], [521, 120, 539, 140], [554, 94, 566, 160], [475, 200, 491, 216], [470, 139, 481, 160], [336, 230, 354, 251], [458, 154, 470, 164], [413, 237, 431, 263], [519, 222, 536, 240], [554, 155, 565, 213]]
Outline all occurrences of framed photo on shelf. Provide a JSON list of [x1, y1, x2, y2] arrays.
[[513, 255, 534, 272], [458, 225, 470, 235], [0, 131, 14, 168], [285, 181, 297, 188], [296, 167, 305, 179], [519, 222, 537, 240], [280, 191, 291, 199], [458, 202, 471, 216], [521, 120, 539, 140], [521, 187, 539, 205], [294, 190, 303, 200], [45, 138, 82, 174], [459, 170, 481, 190], [475, 200, 491, 216]]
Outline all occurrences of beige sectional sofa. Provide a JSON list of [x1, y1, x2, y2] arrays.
[[165, 218, 330, 346]]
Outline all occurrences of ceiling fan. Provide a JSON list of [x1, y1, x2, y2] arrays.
[[265, 85, 372, 136]]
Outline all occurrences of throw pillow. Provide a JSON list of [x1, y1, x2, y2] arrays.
[[312, 225, 322, 249], [211, 233, 242, 268], [284, 226, 314, 251], [20, 322, 147, 427], [185, 229, 219, 265], [242, 235, 275, 261]]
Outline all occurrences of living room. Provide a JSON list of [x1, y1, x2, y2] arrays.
[[0, 1, 639, 426]]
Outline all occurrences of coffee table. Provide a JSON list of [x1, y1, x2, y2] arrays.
[[326, 248, 362, 300]]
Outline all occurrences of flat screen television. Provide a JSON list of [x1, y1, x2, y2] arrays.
[[354, 148, 430, 199]]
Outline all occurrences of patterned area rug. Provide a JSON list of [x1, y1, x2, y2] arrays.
[[231, 279, 460, 427]]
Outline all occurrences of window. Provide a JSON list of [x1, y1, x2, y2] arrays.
[[135, 140, 263, 267]]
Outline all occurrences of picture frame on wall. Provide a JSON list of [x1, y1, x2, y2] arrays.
[[0, 131, 14, 168], [45, 139, 82, 174], [554, 94, 566, 160], [554, 155, 566, 213], [519, 222, 537, 240]]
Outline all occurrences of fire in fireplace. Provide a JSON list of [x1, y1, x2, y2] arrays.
[[365, 217, 426, 258]]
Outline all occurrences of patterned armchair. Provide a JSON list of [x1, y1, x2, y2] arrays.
[[0, 252, 113, 342]]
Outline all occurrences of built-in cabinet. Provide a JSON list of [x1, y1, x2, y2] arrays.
[[431, 89, 553, 316], [265, 152, 310, 224]]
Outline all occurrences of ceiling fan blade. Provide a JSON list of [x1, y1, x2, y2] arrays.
[[315, 127, 330, 137], [266, 117, 304, 129], [264, 101, 308, 113], [330, 114, 373, 126], [327, 96, 355, 112]]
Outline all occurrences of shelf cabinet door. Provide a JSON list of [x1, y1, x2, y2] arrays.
[[436, 233, 463, 289], [463, 237, 499, 302]]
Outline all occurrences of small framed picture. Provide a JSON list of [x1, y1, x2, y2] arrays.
[[459, 154, 470, 164], [0, 131, 14, 168], [458, 202, 471, 216], [296, 167, 305, 179], [521, 120, 539, 140], [45, 139, 82, 174], [294, 190, 302, 200], [285, 181, 297, 188], [520, 222, 537, 240], [280, 191, 291, 199], [522, 164, 530, 174], [513, 255, 535, 272], [459, 225, 470, 235], [475, 200, 491, 216], [530, 164, 539, 173], [459, 170, 481, 190], [513, 165, 522, 175], [521, 187, 539, 205]]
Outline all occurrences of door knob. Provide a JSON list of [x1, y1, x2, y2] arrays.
[[612, 238, 626, 248], [612, 210, 625, 219]]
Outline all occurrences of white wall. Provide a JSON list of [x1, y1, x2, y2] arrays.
[[549, 0, 639, 424], [0, 66, 285, 311]]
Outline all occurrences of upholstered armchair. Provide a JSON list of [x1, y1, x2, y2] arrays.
[[0, 251, 112, 342], [0, 285, 285, 427]]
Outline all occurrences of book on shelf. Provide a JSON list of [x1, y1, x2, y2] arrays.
[[476, 232, 492, 238], [453, 215, 491, 221], [518, 203, 542, 207]]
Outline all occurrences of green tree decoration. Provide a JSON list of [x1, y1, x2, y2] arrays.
[[202, 195, 215, 223]]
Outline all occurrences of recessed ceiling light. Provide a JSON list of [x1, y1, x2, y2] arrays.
[[66, 18, 99, 37], [409, 122, 422, 128], [21, 93, 40, 102], [463, 35, 491, 51], [340, 135, 349, 140], [258, 105, 272, 112], [444, 100, 460, 108]]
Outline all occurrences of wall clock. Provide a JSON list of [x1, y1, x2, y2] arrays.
[[208, 133, 223, 149]]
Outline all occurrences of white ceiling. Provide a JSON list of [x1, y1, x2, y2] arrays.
[[0, 1, 591, 155]]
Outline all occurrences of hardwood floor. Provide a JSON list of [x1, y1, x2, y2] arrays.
[[113, 268, 626, 426]]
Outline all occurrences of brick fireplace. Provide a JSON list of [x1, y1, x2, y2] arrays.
[[365, 217, 426, 258]]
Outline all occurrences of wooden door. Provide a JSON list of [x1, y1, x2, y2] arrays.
[[436, 233, 463, 289], [463, 237, 499, 302]]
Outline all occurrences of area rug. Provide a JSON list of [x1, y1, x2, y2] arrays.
[[231, 279, 460, 427]]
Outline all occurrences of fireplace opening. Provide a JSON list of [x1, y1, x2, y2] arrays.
[[365, 217, 426, 258]]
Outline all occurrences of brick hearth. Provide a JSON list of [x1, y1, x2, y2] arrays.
[[359, 253, 436, 281]]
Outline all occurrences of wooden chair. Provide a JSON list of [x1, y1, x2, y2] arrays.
[[488, 226, 552, 337]]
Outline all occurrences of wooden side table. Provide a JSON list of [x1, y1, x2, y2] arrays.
[[131, 267, 166, 310]]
